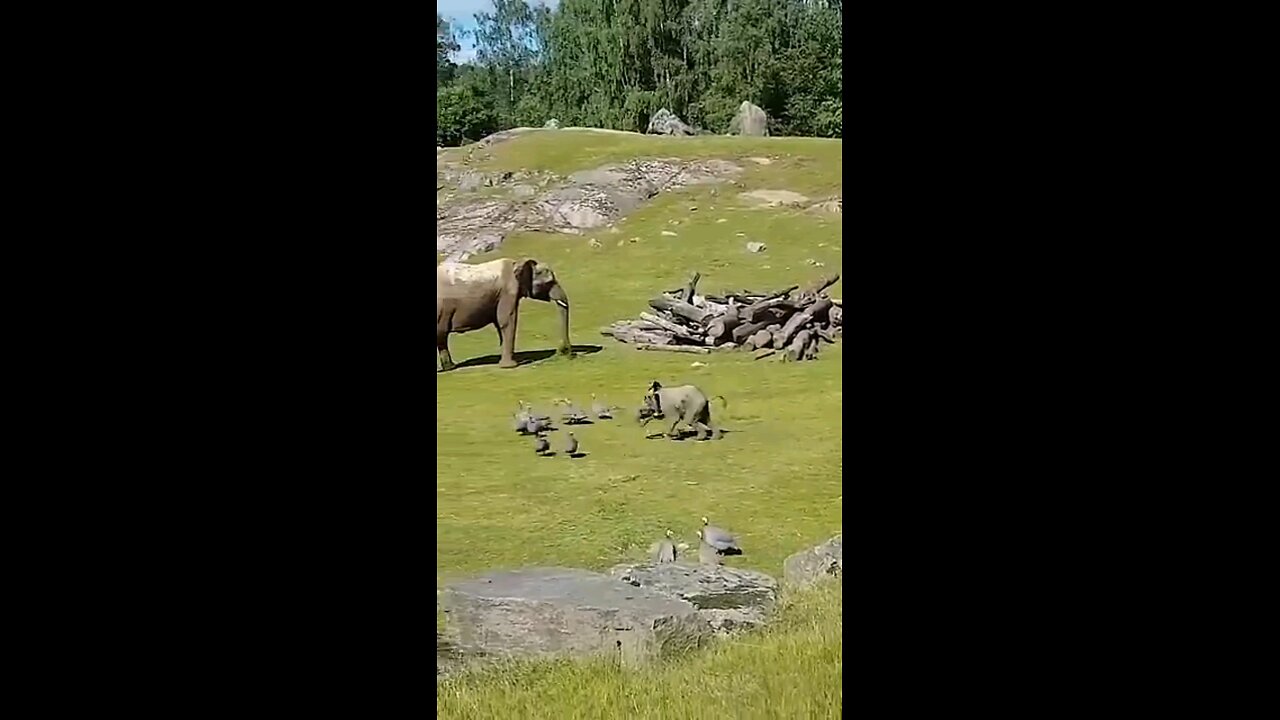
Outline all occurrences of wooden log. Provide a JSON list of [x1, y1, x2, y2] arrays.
[[785, 329, 813, 361], [648, 296, 710, 324], [706, 315, 742, 345], [640, 312, 704, 341], [741, 287, 799, 321], [829, 305, 843, 326], [732, 320, 770, 343], [634, 344, 711, 354], [750, 329, 772, 349], [814, 326, 839, 344], [612, 328, 675, 345], [681, 272, 701, 303], [740, 296, 787, 322], [753, 348, 776, 360], [776, 298, 832, 349], [758, 304, 801, 326]]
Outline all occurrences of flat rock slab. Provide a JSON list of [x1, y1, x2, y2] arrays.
[[783, 534, 843, 587], [439, 567, 709, 667], [610, 563, 779, 634], [740, 189, 810, 207]]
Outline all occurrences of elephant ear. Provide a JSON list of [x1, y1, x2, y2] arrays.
[[515, 259, 537, 296]]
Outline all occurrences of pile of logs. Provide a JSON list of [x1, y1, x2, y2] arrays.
[[600, 271, 843, 361]]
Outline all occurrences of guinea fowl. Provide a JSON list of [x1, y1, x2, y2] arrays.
[[591, 394, 620, 420], [696, 531, 724, 565], [557, 399, 590, 425], [563, 431, 579, 457], [534, 433, 550, 456], [651, 530, 677, 563], [700, 517, 743, 555]]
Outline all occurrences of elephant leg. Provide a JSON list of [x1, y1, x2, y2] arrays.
[[497, 315, 518, 368], [437, 337, 455, 372], [668, 417, 682, 440], [692, 420, 711, 441]]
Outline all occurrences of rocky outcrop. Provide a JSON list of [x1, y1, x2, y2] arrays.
[[436, 158, 741, 257], [436, 532, 843, 680], [728, 101, 769, 137], [438, 567, 710, 668], [610, 562, 779, 634], [544, 118, 560, 129], [647, 108, 696, 136], [783, 534, 842, 587]]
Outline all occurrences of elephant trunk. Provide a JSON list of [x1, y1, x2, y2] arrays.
[[549, 285, 572, 355]]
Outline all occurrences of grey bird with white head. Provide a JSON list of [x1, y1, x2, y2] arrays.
[[696, 530, 724, 565], [651, 529, 677, 563], [591, 394, 619, 420], [558, 399, 590, 425], [700, 517, 742, 554], [563, 431, 579, 456]]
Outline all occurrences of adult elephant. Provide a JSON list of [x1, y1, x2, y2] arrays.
[[436, 257, 571, 371]]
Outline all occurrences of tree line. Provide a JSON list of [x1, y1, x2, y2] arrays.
[[436, 0, 842, 146]]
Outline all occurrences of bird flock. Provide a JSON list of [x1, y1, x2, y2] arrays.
[[512, 395, 620, 458], [650, 517, 744, 566], [511, 399, 747, 569]]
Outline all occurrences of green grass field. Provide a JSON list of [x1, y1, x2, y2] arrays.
[[437, 129, 843, 718]]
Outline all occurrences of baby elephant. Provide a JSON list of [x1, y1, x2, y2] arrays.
[[638, 381, 725, 440]]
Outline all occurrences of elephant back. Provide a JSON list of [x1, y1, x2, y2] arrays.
[[438, 259, 509, 288]]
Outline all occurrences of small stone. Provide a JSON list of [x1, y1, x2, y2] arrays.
[[717, 218, 728, 223], [746, 241, 767, 253], [588, 238, 602, 248], [689, 206, 698, 211], [691, 361, 707, 367], [662, 230, 678, 237]]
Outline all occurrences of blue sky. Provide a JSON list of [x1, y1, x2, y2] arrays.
[[438, 0, 558, 63]]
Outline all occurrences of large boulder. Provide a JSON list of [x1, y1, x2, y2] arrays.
[[439, 567, 709, 667], [647, 108, 696, 136], [728, 101, 769, 136], [610, 562, 779, 634], [783, 534, 842, 587]]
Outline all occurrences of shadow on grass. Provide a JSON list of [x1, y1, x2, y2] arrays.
[[643, 428, 739, 441], [445, 344, 603, 372]]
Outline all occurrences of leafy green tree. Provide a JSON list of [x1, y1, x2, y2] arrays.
[[437, 14, 460, 88], [437, 69, 499, 146]]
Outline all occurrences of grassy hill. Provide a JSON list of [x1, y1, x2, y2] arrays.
[[436, 129, 843, 718]]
